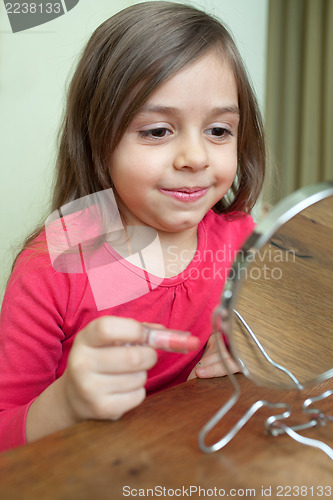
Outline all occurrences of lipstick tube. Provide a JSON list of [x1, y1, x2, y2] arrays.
[[142, 326, 200, 353]]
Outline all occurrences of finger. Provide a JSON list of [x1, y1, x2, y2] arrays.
[[195, 362, 240, 378], [196, 358, 240, 378], [142, 322, 166, 329], [108, 371, 148, 393], [195, 352, 221, 368], [197, 347, 236, 370], [107, 387, 147, 419], [82, 371, 148, 397], [89, 344, 158, 374], [79, 316, 145, 348], [86, 387, 147, 421]]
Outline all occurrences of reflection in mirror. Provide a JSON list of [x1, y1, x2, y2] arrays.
[[230, 195, 333, 389]]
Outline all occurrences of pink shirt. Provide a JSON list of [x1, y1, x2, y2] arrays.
[[0, 210, 253, 451]]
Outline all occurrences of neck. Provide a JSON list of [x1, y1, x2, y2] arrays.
[[111, 199, 200, 277], [157, 226, 198, 278]]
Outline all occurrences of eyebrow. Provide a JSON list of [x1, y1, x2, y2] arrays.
[[138, 104, 240, 116]]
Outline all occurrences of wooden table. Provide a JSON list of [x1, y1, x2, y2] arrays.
[[0, 375, 332, 499]]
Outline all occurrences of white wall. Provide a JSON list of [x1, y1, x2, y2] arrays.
[[0, 0, 268, 298]]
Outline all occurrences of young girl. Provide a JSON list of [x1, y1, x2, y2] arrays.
[[0, 1, 265, 452]]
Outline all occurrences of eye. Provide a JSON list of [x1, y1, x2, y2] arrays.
[[139, 127, 171, 140], [205, 127, 233, 141]]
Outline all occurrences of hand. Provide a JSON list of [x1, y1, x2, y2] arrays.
[[187, 333, 240, 380], [61, 316, 158, 422]]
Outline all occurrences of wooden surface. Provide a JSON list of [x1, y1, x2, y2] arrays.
[[0, 375, 332, 499]]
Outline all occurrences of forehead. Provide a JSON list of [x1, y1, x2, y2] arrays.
[[140, 51, 238, 113]]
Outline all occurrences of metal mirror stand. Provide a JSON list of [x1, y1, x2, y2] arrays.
[[198, 308, 333, 459], [199, 182, 333, 459]]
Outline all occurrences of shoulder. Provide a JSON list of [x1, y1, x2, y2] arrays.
[[4, 239, 66, 313], [194, 210, 255, 276], [202, 209, 254, 237], [5, 230, 88, 310], [199, 210, 254, 256], [10, 230, 61, 283]]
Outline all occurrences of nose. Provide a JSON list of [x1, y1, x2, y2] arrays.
[[173, 132, 209, 171]]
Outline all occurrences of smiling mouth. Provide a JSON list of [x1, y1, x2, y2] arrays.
[[159, 187, 209, 202]]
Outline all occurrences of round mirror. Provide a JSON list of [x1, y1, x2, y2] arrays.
[[218, 182, 333, 390]]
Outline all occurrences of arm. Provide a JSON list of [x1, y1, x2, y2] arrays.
[[0, 253, 156, 450], [0, 254, 68, 451]]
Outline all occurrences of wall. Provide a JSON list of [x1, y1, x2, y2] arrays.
[[0, 0, 268, 298]]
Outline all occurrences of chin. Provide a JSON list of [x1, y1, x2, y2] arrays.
[[161, 213, 203, 232]]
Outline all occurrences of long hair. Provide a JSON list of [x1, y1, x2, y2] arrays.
[[14, 1, 266, 266]]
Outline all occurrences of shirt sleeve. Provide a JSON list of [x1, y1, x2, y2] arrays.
[[0, 250, 70, 452]]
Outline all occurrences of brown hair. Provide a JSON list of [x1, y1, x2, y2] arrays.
[[14, 1, 265, 266]]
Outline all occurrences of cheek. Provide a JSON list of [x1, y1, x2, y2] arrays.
[[110, 154, 139, 187], [215, 147, 238, 179], [111, 148, 161, 182]]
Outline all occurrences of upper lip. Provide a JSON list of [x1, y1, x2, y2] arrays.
[[161, 186, 208, 193]]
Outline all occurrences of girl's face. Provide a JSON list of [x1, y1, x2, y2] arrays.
[[110, 50, 239, 236]]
